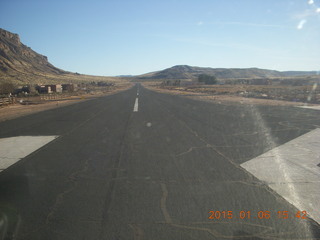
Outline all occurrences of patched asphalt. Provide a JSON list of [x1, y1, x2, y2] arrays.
[[0, 84, 320, 239]]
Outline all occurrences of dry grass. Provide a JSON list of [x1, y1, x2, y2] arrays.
[[0, 70, 128, 86], [142, 81, 320, 106]]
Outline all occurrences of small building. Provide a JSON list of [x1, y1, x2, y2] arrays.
[[62, 84, 77, 92], [48, 84, 62, 93], [36, 85, 52, 94]]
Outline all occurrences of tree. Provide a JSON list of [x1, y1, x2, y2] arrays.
[[0, 82, 15, 95], [198, 74, 217, 85]]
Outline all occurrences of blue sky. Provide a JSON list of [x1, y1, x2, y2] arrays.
[[1, 0, 319, 76]]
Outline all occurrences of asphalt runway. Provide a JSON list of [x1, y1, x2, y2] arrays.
[[0, 84, 320, 239]]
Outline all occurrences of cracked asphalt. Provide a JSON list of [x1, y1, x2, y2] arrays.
[[0, 84, 320, 239]]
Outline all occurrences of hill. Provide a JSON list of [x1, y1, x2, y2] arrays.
[[137, 65, 318, 80], [0, 29, 68, 76], [1, 28, 317, 85], [281, 71, 318, 76], [0, 28, 121, 85]]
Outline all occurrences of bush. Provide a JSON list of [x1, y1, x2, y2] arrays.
[[0, 82, 15, 95], [198, 74, 217, 85]]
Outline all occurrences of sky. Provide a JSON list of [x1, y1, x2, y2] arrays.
[[0, 0, 319, 76]]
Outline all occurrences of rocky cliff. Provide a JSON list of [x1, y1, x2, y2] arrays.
[[0, 28, 68, 83]]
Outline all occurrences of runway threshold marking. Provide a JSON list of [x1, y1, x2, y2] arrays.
[[0, 136, 59, 172], [133, 97, 139, 112], [298, 105, 320, 111], [241, 128, 320, 224]]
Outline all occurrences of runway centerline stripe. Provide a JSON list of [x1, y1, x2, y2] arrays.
[[133, 97, 139, 112]]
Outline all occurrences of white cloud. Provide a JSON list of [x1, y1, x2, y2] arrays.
[[211, 21, 289, 28], [197, 21, 204, 26], [294, 3, 320, 19], [297, 19, 307, 29], [308, 0, 314, 5], [294, 9, 317, 18]]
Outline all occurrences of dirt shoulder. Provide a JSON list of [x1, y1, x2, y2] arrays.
[[0, 83, 134, 122], [142, 82, 319, 107]]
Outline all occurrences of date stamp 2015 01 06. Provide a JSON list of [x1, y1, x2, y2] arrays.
[[208, 210, 308, 220]]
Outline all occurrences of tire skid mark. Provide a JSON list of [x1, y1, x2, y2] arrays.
[[155, 96, 287, 206], [226, 127, 298, 136], [45, 102, 117, 225], [160, 183, 172, 224], [175, 146, 210, 156], [129, 224, 144, 240], [159, 182, 275, 239], [46, 157, 89, 225], [170, 222, 284, 239], [99, 103, 134, 238]]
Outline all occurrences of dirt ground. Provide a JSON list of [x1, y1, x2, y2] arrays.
[[2, 81, 318, 123], [0, 83, 134, 122], [142, 82, 319, 107]]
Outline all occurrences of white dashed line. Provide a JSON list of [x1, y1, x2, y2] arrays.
[[133, 98, 139, 112]]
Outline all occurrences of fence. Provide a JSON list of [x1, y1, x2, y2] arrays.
[[0, 97, 17, 106], [0, 94, 69, 107], [39, 94, 67, 101]]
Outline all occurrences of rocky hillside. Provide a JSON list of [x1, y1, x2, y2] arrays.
[[137, 65, 318, 80], [0, 28, 68, 77], [0, 28, 123, 85]]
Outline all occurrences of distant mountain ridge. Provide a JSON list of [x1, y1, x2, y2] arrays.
[[0, 28, 317, 84], [281, 71, 319, 77], [137, 65, 318, 80]]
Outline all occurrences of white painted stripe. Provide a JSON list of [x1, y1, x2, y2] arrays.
[[298, 105, 320, 111], [241, 128, 320, 224], [0, 136, 59, 171], [133, 98, 139, 112]]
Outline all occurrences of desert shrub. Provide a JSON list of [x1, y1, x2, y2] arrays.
[[0, 82, 15, 95], [198, 74, 217, 85]]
